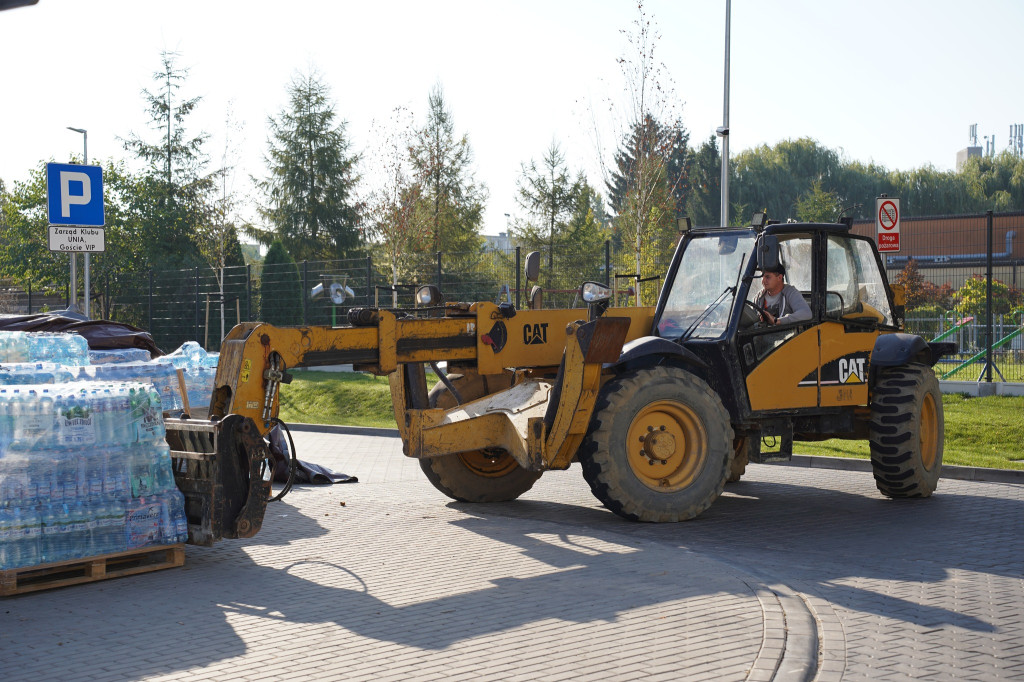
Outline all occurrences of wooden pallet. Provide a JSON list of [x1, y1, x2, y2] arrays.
[[0, 544, 185, 596]]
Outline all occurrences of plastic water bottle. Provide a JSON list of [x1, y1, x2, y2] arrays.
[[12, 334, 30, 362], [136, 398, 166, 443], [150, 443, 176, 492], [54, 449, 83, 505], [67, 501, 92, 559], [12, 389, 50, 452], [39, 503, 67, 564], [129, 444, 157, 498], [0, 389, 12, 454], [98, 497, 127, 554], [70, 334, 89, 366], [82, 450, 105, 502], [30, 450, 56, 507], [166, 489, 189, 543], [0, 454, 29, 509], [0, 508, 13, 569], [125, 496, 161, 549], [13, 506, 41, 568], [110, 387, 132, 445], [103, 447, 131, 501], [158, 494, 177, 544], [58, 390, 97, 449]]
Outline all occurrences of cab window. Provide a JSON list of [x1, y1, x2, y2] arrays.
[[825, 235, 895, 325], [747, 234, 814, 304]]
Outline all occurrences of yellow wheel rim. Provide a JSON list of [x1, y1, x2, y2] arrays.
[[457, 450, 519, 478], [626, 400, 707, 491], [920, 392, 938, 470]]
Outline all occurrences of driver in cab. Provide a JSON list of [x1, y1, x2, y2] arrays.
[[753, 264, 812, 326]]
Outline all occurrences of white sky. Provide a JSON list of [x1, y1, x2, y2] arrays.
[[2, 0, 1023, 235]]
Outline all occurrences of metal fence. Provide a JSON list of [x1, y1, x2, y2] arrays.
[[856, 210, 1024, 383], [3, 210, 1023, 382], [0, 243, 618, 353]]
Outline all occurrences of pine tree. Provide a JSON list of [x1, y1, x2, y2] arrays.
[[514, 141, 584, 268], [255, 70, 362, 262], [259, 241, 303, 326], [685, 136, 720, 227], [408, 84, 485, 255], [123, 51, 216, 271]]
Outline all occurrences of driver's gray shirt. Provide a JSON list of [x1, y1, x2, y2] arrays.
[[754, 284, 812, 325]]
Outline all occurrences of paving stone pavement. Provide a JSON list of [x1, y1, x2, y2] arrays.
[[1, 427, 1022, 681]]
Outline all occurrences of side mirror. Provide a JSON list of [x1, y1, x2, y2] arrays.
[[415, 284, 444, 306], [757, 235, 781, 273], [524, 251, 541, 283], [581, 281, 611, 303], [529, 285, 543, 310]]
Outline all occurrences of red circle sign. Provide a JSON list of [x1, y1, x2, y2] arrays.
[[878, 200, 898, 230]]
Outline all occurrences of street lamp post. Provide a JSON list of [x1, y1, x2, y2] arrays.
[[67, 126, 90, 318], [718, 0, 732, 228]]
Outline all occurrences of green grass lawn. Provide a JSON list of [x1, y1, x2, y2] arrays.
[[799, 394, 1024, 470], [280, 370, 1024, 470], [279, 370, 403, 429]]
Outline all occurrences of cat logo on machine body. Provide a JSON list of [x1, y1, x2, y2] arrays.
[[798, 351, 871, 387], [523, 322, 549, 345]]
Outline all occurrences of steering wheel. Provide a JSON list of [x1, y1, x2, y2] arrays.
[[740, 301, 764, 329]]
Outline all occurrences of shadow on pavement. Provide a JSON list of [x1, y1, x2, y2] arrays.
[[466, 474, 1022, 634]]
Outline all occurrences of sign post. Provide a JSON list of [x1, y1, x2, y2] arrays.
[[875, 196, 900, 253], [45, 162, 105, 316]]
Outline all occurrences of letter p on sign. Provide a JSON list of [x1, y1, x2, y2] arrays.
[[46, 162, 105, 227], [60, 171, 91, 217]]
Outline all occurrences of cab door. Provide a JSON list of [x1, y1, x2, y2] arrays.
[[818, 235, 895, 407], [742, 233, 819, 410]]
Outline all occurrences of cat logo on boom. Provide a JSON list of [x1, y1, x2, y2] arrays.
[[523, 322, 549, 345]]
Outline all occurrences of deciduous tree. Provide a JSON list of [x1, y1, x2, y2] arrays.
[[365, 107, 430, 296]]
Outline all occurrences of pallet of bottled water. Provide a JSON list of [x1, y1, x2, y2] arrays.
[[0, 331, 90, 366], [0, 381, 188, 575]]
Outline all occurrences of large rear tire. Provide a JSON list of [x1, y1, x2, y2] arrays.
[[869, 364, 943, 498], [418, 370, 542, 503], [579, 366, 734, 522]]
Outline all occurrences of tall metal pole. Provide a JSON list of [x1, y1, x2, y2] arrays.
[[67, 126, 89, 317], [718, 0, 732, 227], [985, 210, 993, 385]]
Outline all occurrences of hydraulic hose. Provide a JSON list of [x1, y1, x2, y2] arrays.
[[268, 417, 297, 501]]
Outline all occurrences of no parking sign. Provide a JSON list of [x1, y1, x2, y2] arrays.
[[875, 197, 900, 253]]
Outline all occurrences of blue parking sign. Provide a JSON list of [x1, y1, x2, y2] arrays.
[[46, 162, 105, 226]]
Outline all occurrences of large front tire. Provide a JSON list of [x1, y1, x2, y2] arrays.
[[579, 366, 734, 522], [419, 370, 542, 503], [869, 364, 943, 498]]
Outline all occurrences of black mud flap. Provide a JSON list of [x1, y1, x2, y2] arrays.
[[166, 414, 272, 546]]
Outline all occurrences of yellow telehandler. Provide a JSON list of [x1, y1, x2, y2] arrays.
[[166, 218, 954, 544]]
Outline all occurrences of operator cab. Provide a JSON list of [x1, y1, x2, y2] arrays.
[[652, 217, 902, 421]]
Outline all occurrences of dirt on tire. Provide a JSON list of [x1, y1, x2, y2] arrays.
[[579, 365, 734, 522]]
